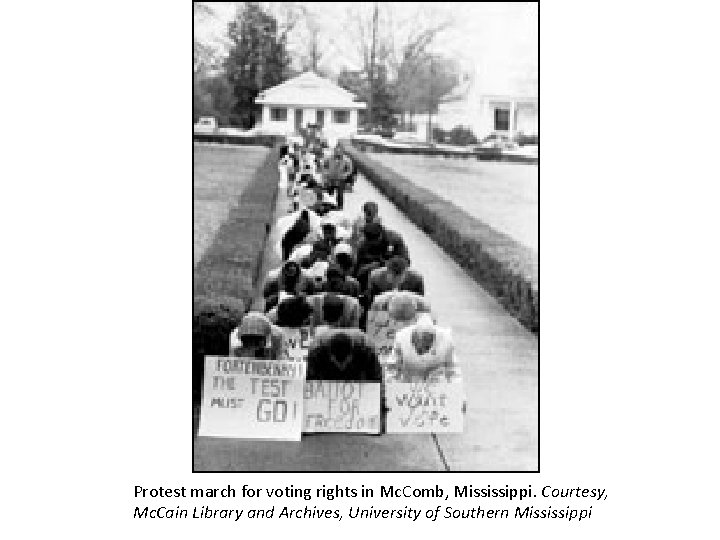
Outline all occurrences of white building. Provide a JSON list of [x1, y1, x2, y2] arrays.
[[477, 95, 538, 138], [254, 72, 366, 139], [409, 75, 538, 141]]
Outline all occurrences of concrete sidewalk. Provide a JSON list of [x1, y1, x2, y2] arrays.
[[193, 174, 538, 471], [344, 177, 538, 471]]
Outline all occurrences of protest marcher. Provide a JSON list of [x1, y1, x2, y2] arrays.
[[373, 290, 433, 321], [304, 259, 330, 290], [263, 260, 316, 310], [321, 262, 361, 298], [307, 292, 362, 329], [299, 239, 332, 269], [306, 329, 382, 382], [322, 147, 353, 209], [268, 294, 315, 328], [367, 255, 425, 304], [281, 209, 312, 260], [357, 220, 410, 264], [354, 221, 388, 285], [310, 221, 341, 254], [324, 209, 354, 232], [278, 152, 294, 195], [307, 191, 337, 217], [332, 242, 356, 277], [383, 226, 410, 264], [388, 313, 456, 381], [288, 242, 314, 265], [351, 201, 382, 245], [230, 312, 284, 359]]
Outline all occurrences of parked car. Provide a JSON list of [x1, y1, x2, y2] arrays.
[[475, 133, 518, 151], [194, 116, 217, 134], [392, 131, 427, 144]]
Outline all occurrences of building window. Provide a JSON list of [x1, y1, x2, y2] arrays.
[[494, 108, 509, 131], [270, 107, 287, 121], [332, 110, 350, 124]]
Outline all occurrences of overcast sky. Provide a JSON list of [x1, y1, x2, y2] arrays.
[[195, 2, 538, 97]]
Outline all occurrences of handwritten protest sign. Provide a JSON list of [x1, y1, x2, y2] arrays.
[[303, 381, 381, 434], [385, 381, 464, 433], [198, 356, 304, 440], [279, 326, 315, 363], [366, 310, 408, 361]]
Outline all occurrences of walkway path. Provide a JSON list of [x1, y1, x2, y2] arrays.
[[193, 173, 538, 471]]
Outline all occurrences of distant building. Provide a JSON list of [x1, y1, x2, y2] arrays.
[[478, 94, 538, 138], [254, 72, 366, 139]]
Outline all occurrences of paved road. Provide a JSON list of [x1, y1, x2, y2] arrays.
[[193, 173, 538, 471]]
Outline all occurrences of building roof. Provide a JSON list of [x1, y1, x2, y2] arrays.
[[255, 71, 366, 109], [481, 94, 538, 105]]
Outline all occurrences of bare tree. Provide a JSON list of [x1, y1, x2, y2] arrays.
[[194, 3, 218, 75]]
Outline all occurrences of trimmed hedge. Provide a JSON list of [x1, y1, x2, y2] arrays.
[[193, 133, 284, 147], [192, 295, 246, 401], [348, 138, 538, 164], [341, 142, 538, 334], [193, 146, 281, 401]]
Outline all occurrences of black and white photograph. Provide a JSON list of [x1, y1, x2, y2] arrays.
[[192, 1, 538, 471]]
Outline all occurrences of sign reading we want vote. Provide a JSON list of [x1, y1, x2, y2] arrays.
[[198, 356, 304, 440], [385, 381, 464, 433], [303, 381, 381, 434]]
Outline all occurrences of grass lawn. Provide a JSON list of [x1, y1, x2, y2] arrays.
[[369, 154, 538, 252], [193, 143, 270, 266]]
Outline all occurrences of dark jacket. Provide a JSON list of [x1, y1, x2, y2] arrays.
[[307, 293, 362, 328], [281, 214, 311, 260], [321, 275, 361, 298], [306, 329, 382, 381], [355, 228, 410, 270]]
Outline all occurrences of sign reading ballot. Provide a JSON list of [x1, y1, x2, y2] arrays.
[[385, 381, 464, 433], [198, 356, 304, 440], [303, 381, 381, 434]]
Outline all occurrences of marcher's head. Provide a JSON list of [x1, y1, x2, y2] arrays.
[[281, 261, 301, 290], [328, 332, 354, 370], [308, 260, 329, 287], [362, 201, 379, 222], [276, 295, 313, 328], [322, 293, 345, 324], [321, 221, 337, 241], [333, 242, 355, 275], [386, 255, 409, 278], [325, 263, 345, 290], [311, 240, 331, 261], [411, 313, 436, 354], [388, 292, 417, 322], [239, 312, 272, 348]]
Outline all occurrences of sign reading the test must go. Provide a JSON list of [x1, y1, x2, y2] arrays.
[[198, 356, 304, 440], [385, 381, 464, 433], [302, 381, 381, 434]]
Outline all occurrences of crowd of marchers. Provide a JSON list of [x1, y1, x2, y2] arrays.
[[229, 135, 460, 386]]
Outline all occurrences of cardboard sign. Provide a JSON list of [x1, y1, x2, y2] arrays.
[[302, 381, 381, 434], [279, 326, 315, 363], [366, 309, 410, 360], [385, 381, 464, 433], [198, 356, 304, 440]]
